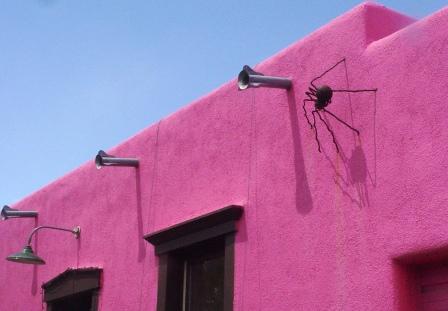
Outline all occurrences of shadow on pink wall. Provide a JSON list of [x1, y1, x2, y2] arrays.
[[135, 169, 146, 262], [287, 88, 313, 214]]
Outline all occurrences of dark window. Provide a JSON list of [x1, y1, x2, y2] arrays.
[[145, 205, 243, 311], [42, 268, 101, 311]]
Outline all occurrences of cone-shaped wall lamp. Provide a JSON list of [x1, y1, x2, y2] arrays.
[[95, 150, 139, 169], [238, 65, 292, 90], [1, 205, 38, 220], [6, 225, 80, 265]]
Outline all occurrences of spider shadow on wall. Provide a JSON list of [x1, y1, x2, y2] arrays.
[[303, 59, 378, 208]]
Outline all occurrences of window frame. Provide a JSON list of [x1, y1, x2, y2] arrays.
[[42, 268, 102, 311], [144, 205, 243, 311]]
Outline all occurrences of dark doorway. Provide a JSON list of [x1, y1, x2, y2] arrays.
[[50, 291, 93, 311], [417, 263, 448, 311], [145, 205, 242, 311], [182, 237, 225, 311], [42, 268, 101, 311]]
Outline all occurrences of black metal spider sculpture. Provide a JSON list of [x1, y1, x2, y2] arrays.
[[303, 58, 377, 153]]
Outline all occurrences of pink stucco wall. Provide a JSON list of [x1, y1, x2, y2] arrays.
[[1, 2, 448, 310]]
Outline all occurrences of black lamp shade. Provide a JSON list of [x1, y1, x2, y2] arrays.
[[6, 245, 46, 265]]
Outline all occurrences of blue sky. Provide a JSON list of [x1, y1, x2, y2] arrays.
[[1, 0, 446, 205]]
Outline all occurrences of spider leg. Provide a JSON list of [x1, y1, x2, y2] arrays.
[[333, 88, 377, 93], [308, 87, 317, 95], [303, 99, 314, 129], [310, 58, 346, 89], [305, 91, 315, 99], [323, 108, 360, 135], [316, 110, 339, 153], [311, 110, 322, 153]]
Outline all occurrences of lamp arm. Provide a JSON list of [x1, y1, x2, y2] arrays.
[[26, 226, 80, 245]]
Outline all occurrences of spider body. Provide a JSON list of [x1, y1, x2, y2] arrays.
[[315, 85, 333, 109], [302, 59, 377, 153]]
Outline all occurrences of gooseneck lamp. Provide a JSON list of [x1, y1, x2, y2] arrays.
[[95, 150, 139, 169], [6, 226, 80, 265]]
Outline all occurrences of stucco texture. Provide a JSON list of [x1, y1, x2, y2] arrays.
[[1, 2, 448, 310]]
